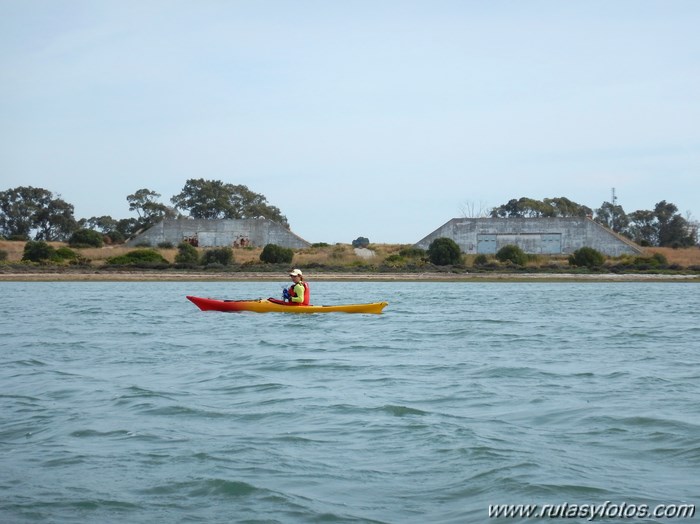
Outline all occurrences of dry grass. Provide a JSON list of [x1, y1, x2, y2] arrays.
[[2, 240, 699, 268], [644, 247, 700, 266]]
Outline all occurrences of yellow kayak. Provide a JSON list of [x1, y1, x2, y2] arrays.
[[187, 296, 389, 314]]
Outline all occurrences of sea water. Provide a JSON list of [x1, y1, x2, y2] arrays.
[[1, 281, 698, 523]]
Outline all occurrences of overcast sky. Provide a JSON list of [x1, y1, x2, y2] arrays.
[[1, 0, 698, 244]]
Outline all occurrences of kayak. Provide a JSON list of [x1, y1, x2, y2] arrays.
[[186, 296, 389, 314]]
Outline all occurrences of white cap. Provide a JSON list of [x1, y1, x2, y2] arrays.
[[289, 268, 303, 277]]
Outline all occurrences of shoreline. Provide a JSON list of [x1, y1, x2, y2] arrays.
[[0, 270, 698, 282]]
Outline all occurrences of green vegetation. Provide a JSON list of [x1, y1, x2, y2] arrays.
[[496, 244, 528, 266], [0, 186, 77, 241], [106, 249, 169, 267], [55, 246, 79, 262], [201, 247, 234, 266], [69, 228, 104, 248], [568, 247, 605, 268], [22, 240, 57, 262], [170, 178, 288, 226], [174, 242, 200, 266], [473, 254, 489, 266], [0, 249, 7, 262], [2, 182, 696, 251], [352, 237, 370, 248], [491, 196, 697, 248], [427, 238, 462, 265], [260, 243, 294, 264]]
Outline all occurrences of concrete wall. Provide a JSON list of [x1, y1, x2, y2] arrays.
[[414, 217, 642, 256], [127, 218, 310, 249]]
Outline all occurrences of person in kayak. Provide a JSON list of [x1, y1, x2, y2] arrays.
[[284, 268, 310, 305]]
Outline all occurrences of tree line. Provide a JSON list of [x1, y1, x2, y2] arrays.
[[0, 179, 287, 242], [488, 196, 697, 248], [1, 183, 697, 248]]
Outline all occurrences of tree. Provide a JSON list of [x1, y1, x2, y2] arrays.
[[427, 237, 462, 265], [490, 196, 591, 218], [627, 201, 695, 247], [659, 215, 695, 248], [34, 197, 78, 241], [80, 215, 119, 234], [595, 201, 629, 234], [543, 197, 593, 218], [352, 237, 370, 248], [627, 210, 657, 246], [127, 188, 177, 230], [0, 186, 77, 240], [170, 179, 288, 227], [79, 215, 126, 244]]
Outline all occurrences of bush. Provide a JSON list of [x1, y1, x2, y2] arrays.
[[0, 249, 7, 262], [260, 244, 293, 264], [22, 241, 57, 262], [174, 242, 200, 265], [55, 247, 78, 261], [398, 247, 426, 259], [106, 249, 169, 267], [157, 241, 174, 249], [201, 247, 234, 266], [473, 254, 489, 266], [568, 247, 605, 268], [105, 230, 125, 244], [383, 254, 406, 268], [352, 237, 370, 248], [68, 229, 104, 248], [496, 244, 528, 266], [427, 237, 462, 266]]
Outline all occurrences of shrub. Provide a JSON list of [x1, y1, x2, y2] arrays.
[[427, 237, 462, 266], [22, 241, 57, 262], [68, 228, 104, 248], [352, 237, 370, 248], [311, 242, 330, 248], [201, 247, 234, 266], [0, 249, 7, 262], [473, 254, 489, 266], [398, 247, 426, 259], [652, 252, 669, 266], [157, 241, 174, 249], [496, 244, 528, 266], [568, 247, 605, 268], [105, 230, 125, 244], [174, 242, 200, 265], [106, 249, 169, 267], [260, 244, 293, 264], [55, 247, 78, 261], [383, 254, 406, 268]]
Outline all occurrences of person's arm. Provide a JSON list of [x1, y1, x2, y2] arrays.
[[291, 283, 305, 303]]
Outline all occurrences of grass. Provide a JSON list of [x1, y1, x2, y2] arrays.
[[2, 240, 700, 271]]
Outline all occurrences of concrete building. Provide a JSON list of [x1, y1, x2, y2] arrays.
[[127, 218, 311, 249], [414, 217, 642, 256]]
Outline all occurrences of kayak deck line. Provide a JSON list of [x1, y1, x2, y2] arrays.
[[186, 296, 389, 314]]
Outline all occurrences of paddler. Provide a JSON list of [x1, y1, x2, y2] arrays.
[[283, 268, 310, 305]]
